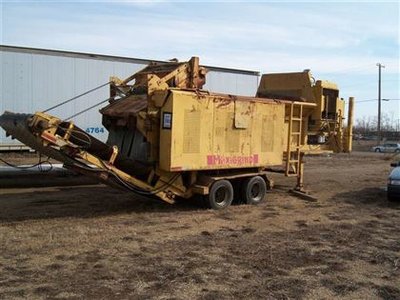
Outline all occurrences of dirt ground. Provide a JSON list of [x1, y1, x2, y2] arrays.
[[0, 151, 399, 299]]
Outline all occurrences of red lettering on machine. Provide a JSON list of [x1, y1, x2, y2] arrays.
[[207, 154, 259, 166]]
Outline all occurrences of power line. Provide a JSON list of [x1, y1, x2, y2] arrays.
[[343, 99, 400, 103], [359, 99, 400, 103]]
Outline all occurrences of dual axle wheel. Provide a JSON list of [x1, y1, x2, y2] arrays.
[[206, 176, 267, 209]]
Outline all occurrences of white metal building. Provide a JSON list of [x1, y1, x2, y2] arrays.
[[0, 45, 260, 149]]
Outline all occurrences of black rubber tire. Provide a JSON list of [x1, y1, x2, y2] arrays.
[[395, 149, 400, 153], [207, 180, 234, 210], [241, 176, 267, 205], [375, 148, 381, 153]]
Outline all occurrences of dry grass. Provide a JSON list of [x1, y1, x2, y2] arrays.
[[0, 152, 399, 299]]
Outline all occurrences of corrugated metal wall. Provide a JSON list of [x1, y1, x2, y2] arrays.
[[204, 71, 259, 96], [0, 47, 259, 148]]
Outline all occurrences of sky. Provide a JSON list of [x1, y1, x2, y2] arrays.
[[1, 0, 399, 124]]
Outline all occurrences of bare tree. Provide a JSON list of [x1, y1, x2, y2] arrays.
[[354, 113, 399, 136]]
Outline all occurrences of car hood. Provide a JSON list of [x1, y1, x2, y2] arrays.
[[389, 167, 400, 180]]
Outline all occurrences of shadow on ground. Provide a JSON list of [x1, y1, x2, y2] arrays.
[[0, 185, 205, 222]]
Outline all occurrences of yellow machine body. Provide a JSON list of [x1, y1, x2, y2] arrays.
[[159, 90, 286, 171], [257, 71, 351, 153], [1, 57, 351, 208]]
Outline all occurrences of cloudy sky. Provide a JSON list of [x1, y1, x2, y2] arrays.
[[1, 0, 399, 122]]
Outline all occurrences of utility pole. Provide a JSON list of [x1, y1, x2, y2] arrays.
[[376, 63, 385, 142]]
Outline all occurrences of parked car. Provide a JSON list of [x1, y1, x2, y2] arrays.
[[388, 161, 400, 201], [372, 143, 400, 153]]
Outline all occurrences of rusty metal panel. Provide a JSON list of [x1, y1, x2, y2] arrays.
[[101, 96, 147, 118], [257, 72, 315, 102], [159, 90, 285, 171]]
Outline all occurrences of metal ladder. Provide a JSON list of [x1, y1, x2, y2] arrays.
[[285, 103, 304, 177]]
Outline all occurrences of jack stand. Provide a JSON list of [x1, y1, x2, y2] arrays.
[[289, 189, 317, 202], [289, 153, 317, 202]]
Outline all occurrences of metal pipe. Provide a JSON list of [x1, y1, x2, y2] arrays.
[[346, 97, 354, 153], [376, 63, 385, 143], [0, 164, 67, 177], [0, 164, 101, 188]]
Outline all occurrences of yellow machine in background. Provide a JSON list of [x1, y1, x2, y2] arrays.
[[257, 70, 353, 153]]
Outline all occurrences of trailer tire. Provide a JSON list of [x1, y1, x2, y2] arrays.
[[207, 180, 234, 210], [242, 176, 266, 205]]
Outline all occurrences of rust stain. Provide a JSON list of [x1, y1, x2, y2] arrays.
[[214, 97, 232, 108]]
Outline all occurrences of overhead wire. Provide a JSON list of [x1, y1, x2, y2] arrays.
[[357, 99, 399, 103], [64, 97, 114, 121], [63, 91, 130, 121], [43, 81, 111, 113]]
